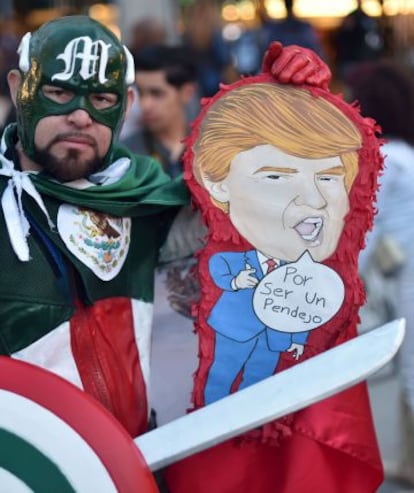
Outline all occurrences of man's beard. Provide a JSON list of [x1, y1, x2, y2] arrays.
[[32, 138, 105, 183]]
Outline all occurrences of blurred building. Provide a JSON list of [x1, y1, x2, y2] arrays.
[[0, 1, 179, 46], [2, 1, 414, 83]]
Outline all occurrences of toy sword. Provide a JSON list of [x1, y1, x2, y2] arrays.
[[136, 318, 405, 471]]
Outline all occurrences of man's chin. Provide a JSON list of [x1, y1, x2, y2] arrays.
[[306, 246, 336, 263], [32, 148, 104, 182], [49, 169, 93, 183], [45, 164, 101, 183], [270, 246, 328, 263]]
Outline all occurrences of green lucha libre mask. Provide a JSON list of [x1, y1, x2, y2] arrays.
[[15, 15, 135, 166]]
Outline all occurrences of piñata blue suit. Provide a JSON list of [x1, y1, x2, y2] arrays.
[[204, 250, 309, 404]]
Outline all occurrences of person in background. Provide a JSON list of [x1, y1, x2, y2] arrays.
[[181, 0, 238, 97], [121, 44, 198, 178], [334, 0, 385, 81], [348, 60, 414, 488], [128, 17, 167, 56], [258, 0, 326, 61], [0, 15, 19, 133], [120, 44, 203, 428], [120, 17, 168, 141]]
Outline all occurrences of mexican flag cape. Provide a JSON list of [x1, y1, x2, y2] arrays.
[[0, 124, 189, 438]]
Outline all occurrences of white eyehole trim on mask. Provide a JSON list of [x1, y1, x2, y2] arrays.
[[17, 32, 32, 73], [123, 45, 135, 85]]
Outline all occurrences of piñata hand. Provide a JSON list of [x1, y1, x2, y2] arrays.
[[262, 41, 331, 90], [286, 343, 305, 360], [234, 264, 259, 290]]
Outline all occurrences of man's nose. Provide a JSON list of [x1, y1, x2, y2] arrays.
[[294, 181, 327, 209], [139, 95, 153, 112], [67, 108, 93, 127]]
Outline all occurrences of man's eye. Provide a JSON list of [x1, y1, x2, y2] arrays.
[[266, 174, 282, 180], [48, 89, 63, 96], [318, 175, 339, 182], [148, 89, 164, 98], [42, 86, 74, 104], [262, 173, 293, 181], [90, 93, 118, 109]]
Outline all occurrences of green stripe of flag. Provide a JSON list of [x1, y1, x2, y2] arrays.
[[0, 428, 76, 492]]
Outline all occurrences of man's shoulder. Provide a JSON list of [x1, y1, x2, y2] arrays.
[[211, 249, 254, 260]]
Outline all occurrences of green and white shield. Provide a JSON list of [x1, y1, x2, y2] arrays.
[[0, 357, 158, 493]]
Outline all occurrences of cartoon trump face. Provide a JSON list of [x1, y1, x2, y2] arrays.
[[193, 83, 362, 262]]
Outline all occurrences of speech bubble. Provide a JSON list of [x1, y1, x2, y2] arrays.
[[252, 251, 345, 333]]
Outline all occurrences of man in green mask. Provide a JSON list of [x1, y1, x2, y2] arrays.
[[0, 13, 331, 489]]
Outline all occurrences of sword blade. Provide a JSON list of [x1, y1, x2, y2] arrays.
[[135, 319, 405, 471]]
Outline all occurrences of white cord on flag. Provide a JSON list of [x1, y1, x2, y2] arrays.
[[0, 154, 55, 261]]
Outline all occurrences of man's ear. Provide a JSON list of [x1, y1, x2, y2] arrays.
[[180, 82, 197, 105], [203, 178, 229, 203], [7, 70, 22, 106], [124, 86, 136, 117]]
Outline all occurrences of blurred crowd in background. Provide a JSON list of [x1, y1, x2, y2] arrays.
[[1, 0, 414, 132]]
